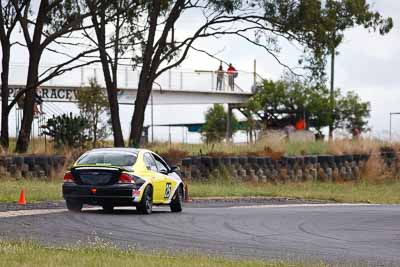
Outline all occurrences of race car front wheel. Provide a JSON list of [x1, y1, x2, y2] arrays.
[[66, 199, 83, 212], [137, 186, 153, 214], [170, 185, 183, 213]]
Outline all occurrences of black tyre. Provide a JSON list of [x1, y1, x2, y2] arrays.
[[66, 199, 82, 212], [137, 186, 153, 214], [170, 185, 183, 213], [102, 204, 114, 213]]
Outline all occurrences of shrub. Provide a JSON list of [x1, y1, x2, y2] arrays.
[[76, 78, 110, 148], [41, 113, 90, 149]]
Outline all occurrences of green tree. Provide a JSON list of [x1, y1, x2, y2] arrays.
[[76, 78, 110, 148], [248, 75, 370, 137], [296, 0, 393, 138], [306, 86, 333, 135], [201, 104, 238, 143], [41, 113, 90, 149], [336, 91, 370, 135], [248, 75, 323, 130]]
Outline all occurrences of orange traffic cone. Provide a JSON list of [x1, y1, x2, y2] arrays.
[[184, 183, 190, 203], [18, 189, 26, 205]]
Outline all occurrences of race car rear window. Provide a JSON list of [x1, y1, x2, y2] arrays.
[[77, 152, 137, 166]]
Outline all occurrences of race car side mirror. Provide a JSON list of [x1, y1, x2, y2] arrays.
[[160, 169, 169, 175], [170, 166, 180, 173]]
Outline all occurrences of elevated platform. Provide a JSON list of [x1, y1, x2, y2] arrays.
[[8, 85, 254, 105], [5, 65, 261, 106]]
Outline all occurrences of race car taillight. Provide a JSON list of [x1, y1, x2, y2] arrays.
[[119, 173, 145, 185], [119, 173, 134, 184], [63, 171, 74, 183]]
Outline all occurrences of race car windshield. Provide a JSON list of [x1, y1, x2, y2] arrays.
[[77, 152, 137, 167]]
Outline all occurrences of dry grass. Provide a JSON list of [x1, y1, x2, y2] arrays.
[[0, 136, 396, 158], [146, 138, 393, 158], [0, 138, 87, 156], [362, 154, 400, 183], [325, 138, 384, 155], [157, 148, 190, 165]]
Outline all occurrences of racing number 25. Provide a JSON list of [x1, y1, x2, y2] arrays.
[[164, 183, 172, 198]]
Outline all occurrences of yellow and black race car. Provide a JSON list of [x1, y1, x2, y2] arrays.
[[62, 148, 184, 214]]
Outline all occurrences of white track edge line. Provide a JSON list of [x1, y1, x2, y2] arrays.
[[229, 203, 382, 209], [0, 207, 102, 218]]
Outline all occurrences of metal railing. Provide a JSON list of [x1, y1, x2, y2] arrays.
[[6, 63, 261, 94]]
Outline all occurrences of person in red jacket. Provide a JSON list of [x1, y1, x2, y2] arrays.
[[227, 63, 237, 91]]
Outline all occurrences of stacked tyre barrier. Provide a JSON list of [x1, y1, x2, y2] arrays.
[[379, 147, 400, 176], [0, 155, 67, 179], [180, 154, 370, 183], [380, 147, 397, 167]]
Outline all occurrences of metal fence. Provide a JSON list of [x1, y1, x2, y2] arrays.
[[7, 63, 262, 94]]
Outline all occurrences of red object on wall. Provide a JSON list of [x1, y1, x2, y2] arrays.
[[295, 119, 306, 130]]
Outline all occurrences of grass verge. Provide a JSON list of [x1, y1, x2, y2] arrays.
[[0, 179, 62, 203], [189, 180, 400, 204], [1, 179, 400, 204], [0, 240, 326, 267]]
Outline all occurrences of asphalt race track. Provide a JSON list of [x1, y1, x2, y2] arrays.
[[1, 203, 400, 266]]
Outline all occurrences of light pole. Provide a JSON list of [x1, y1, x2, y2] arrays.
[[329, 47, 335, 140]]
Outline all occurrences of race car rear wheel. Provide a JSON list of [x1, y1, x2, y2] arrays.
[[102, 204, 114, 213], [170, 185, 183, 213], [66, 199, 82, 212], [137, 186, 153, 214]]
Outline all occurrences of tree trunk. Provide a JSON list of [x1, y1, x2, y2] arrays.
[[91, 9, 125, 147], [128, 0, 165, 147], [102, 69, 124, 147], [129, 78, 152, 147], [15, 58, 39, 153], [15, 0, 47, 153], [0, 43, 10, 149]]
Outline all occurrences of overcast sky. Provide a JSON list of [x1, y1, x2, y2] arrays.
[[3, 0, 400, 141]]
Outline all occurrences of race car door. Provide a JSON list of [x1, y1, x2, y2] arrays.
[[142, 152, 165, 203], [152, 153, 178, 203]]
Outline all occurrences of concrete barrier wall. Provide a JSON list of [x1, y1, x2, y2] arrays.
[[180, 154, 371, 183]]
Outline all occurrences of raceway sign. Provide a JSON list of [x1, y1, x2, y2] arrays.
[[8, 86, 134, 103]]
